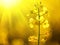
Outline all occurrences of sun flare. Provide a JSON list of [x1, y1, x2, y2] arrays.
[[0, 0, 21, 8]]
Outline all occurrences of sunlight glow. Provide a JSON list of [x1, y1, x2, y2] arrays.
[[0, 0, 21, 8]]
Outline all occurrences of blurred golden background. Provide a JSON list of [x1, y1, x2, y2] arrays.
[[0, 0, 51, 45]]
